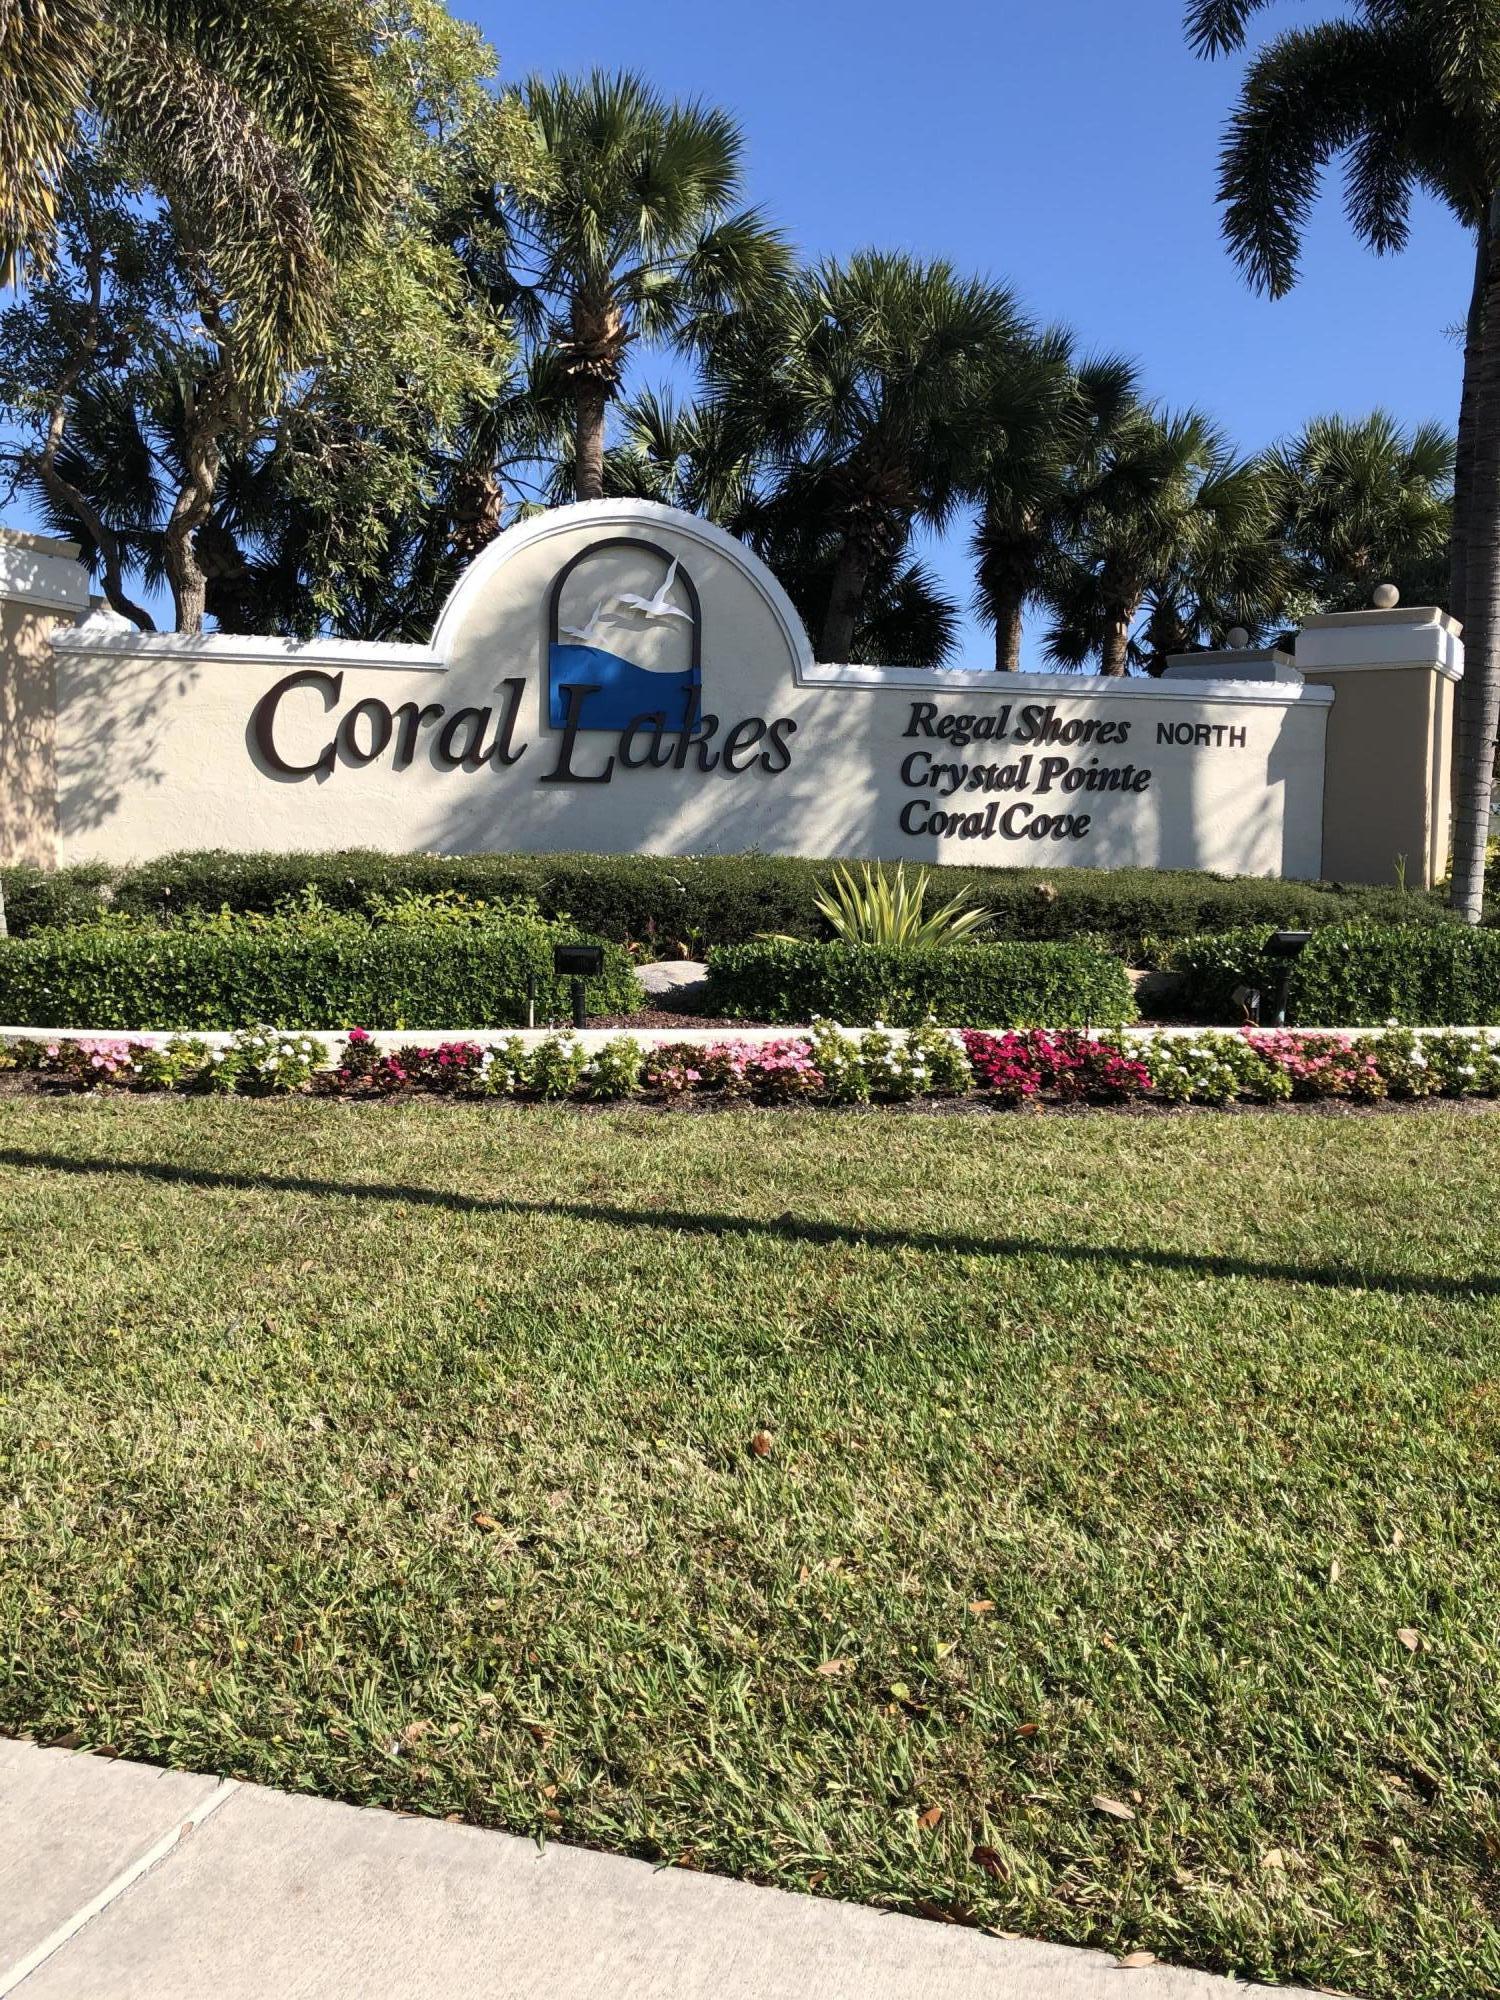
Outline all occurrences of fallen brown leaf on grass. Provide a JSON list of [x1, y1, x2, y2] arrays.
[[816, 1657, 851, 1677], [471, 1511, 501, 1532], [916, 1804, 943, 1830], [750, 1430, 774, 1457], [1396, 1627, 1422, 1653], [1118, 1951, 1158, 1968], [1091, 1794, 1136, 1821], [967, 1599, 995, 1616]]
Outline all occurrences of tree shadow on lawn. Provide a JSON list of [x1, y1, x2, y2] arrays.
[[1, 1145, 1497, 1304]]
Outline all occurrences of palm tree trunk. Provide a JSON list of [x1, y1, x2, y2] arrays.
[[993, 593, 1023, 670], [1449, 191, 1500, 924], [820, 539, 869, 662], [575, 379, 608, 503], [1451, 218, 1487, 632], [1100, 608, 1132, 677]]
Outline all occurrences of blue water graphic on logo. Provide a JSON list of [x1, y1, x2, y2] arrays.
[[548, 643, 701, 732]]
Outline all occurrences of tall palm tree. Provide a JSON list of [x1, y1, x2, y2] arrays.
[[502, 71, 788, 505], [1041, 406, 1277, 675], [1185, 0, 1500, 916], [706, 250, 1025, 661], [971, 335, 1140, 669], [1263, 410, 1454, 611]]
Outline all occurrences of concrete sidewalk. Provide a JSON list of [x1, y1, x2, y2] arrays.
[[0, 1738, 1322, 1999]]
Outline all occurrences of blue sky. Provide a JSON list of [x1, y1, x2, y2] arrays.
[[481, 0, 1472, 664], [12, 2, 1472, 655]]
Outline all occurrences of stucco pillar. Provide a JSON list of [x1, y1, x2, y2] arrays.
[[1295, 607, 1462, 890], [0, 532, 89, 868]]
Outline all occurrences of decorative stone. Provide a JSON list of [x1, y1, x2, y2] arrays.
[[635, 960, 712, 1011], [1372, 583, 1400, 610], [1226, 626, 1251, 649]]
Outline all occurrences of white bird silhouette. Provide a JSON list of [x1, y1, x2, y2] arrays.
[[614, 557, 693, 623], [560, 595, 617, 646]]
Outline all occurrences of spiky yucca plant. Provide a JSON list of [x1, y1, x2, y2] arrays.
[[775, 863, 993, 949]]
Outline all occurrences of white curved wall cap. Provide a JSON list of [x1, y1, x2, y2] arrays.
[[804, 662, 1334, 705], [428, 496, 815, 670], [49, 627, 442, 672]]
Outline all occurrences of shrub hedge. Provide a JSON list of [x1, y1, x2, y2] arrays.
[[1170, 922, 1500, 1026], [0, 848, 1454, 962], [707, 938, 1135, 1027], [0, 911, 640, 1031]]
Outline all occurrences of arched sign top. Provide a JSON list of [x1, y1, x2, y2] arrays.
[[428, 497, 816, 674]]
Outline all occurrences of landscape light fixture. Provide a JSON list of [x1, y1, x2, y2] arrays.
[[553, 942, 605, 1028], [1264, 930, 1313, 1027]]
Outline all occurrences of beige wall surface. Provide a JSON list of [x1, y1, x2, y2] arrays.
[[0, 597, 61, 867], [1298, 608, 1462, 889], [0, 535, 90, 868], [38, 503, 1336, 878]]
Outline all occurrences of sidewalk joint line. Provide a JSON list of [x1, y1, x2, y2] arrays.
[[0, 1774, 241, 1996]]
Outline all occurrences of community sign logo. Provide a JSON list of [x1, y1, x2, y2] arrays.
[[546, 537, 702, 732]]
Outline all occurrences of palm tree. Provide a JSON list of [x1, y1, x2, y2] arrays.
[[544, 384, 761, 524], [971, 335, 1140, 669], [1040, 406, 1278, 675], [706, 250, 1025, 661], [1185, 0, 1500, 917], [502, 71, 788, 504], [1263, 410, 1454, 611]]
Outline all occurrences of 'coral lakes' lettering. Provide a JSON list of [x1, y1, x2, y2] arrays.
[[251, 670, 796, 785]]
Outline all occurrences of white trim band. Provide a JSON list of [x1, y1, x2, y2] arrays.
[[49, 629, 444, 673], [0, 541, 89, 617]]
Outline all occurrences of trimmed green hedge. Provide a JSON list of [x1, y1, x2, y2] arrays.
[[707, 939, 1136, 1028], [0, 848, 1456, 962], [1171, 923, 1500, 1026], [0, 914, 641, 1030]]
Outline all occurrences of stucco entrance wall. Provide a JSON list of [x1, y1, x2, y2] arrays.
[[23, 502, 1333, 879], [0, 500, 1461, 885]]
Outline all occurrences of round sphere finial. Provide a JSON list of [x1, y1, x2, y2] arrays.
[[1372, 582, 1400, 610], [1226, 626, 1251, 649]]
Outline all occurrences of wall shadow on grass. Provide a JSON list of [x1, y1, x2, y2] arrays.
[[1, 1146, 1497, 1304]]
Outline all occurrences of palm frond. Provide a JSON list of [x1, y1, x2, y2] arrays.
[[1184, 0, 1284, 58], [0, 0, 100, 279]]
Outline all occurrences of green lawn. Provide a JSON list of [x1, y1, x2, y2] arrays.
[[2, 1099, 1499, 1997]]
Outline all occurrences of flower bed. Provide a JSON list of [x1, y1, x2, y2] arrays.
[[8, 1022, 1500, 1108]]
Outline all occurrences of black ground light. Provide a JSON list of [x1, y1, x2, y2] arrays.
[[1264, 930, 1313, 1026], [1232, 930, 1312, 1026], [553, 943, 606, 1027]]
